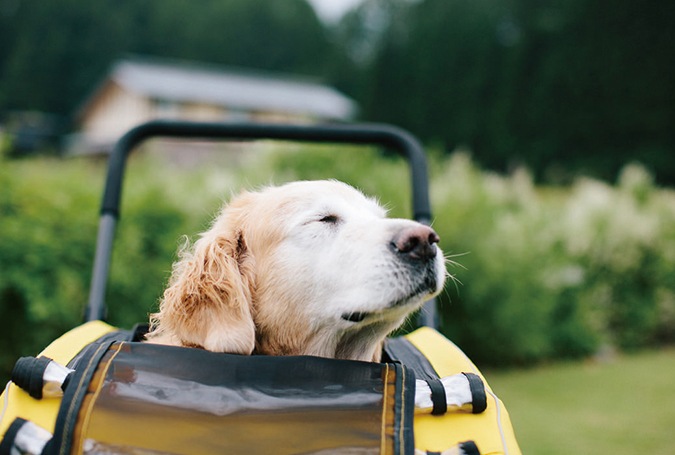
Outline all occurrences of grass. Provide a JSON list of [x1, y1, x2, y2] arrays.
[[485, 347, 675, 454]]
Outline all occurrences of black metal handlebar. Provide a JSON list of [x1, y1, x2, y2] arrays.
[[85, 120, 437, 327]]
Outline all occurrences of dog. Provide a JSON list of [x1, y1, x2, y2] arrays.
[[146, 180, 446, 362]]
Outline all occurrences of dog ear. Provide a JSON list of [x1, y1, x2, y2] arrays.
[[150, 214, 256, 354]]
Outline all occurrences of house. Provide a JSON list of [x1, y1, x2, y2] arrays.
[[68, 57, 358, 154]]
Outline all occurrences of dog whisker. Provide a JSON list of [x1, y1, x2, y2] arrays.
[[443, 251, 469, 267]]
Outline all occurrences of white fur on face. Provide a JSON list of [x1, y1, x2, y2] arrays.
[[243, 181, 446, 361], [148, 180, 446, 362]]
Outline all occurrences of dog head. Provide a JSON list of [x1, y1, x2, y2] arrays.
[[148, 180, 446, 361]]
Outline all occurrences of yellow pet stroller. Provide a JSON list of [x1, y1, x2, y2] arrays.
[[0, 121, 521, 455]]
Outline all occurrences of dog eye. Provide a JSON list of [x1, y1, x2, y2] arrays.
[[318, 214, 340, 224]]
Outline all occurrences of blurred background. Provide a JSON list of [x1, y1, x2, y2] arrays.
[[1, 0, 674, 453]]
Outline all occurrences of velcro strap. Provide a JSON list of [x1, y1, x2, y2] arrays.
[[462, 373, 487, 414], [425, 378, 447, 415], [11, 356, 51, 400], [0, 418, 28, 455], [459, 440, 481, 454]]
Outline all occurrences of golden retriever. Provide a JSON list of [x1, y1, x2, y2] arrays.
[[146, 180, 446, 362]]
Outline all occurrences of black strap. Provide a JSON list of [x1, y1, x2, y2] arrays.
[[0, 418, 28, 455], [392, 362, 416, 455], [10, 356, 51, 399], [459, 440, 481, 455], [66, 329, 133, 370], [384, 337, 440, 382], [462, 373, 487, 414], [385, 337, 489, 416], [426, 442, 480, 455], [130, 323, 150, 342], [60, 373, 72, 392], [47, 340, 116, 455], [385, 337, 452, 416], [425, 378, 447, 415]]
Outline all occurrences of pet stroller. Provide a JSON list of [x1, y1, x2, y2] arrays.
[[0, 121, 521, 455]]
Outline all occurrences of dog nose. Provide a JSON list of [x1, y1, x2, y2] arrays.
[[393, 225, 440, 260]]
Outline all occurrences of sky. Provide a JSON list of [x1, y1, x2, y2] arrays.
[[306, 0, 365, 23]]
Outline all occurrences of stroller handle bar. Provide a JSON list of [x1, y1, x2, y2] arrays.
[[86, 120, 438, 327]]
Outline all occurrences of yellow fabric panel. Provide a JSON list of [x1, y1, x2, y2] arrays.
[[405, 327, 522, 455], [0, 321, 116, 437]]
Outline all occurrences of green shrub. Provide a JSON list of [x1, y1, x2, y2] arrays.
[[433, 156, 675, 365], [0, 156, 213, 379], [430, 154, 580, 365], [0, 158, 101, 378]]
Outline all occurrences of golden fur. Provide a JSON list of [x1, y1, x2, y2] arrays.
[[147, 180, 446, 362]]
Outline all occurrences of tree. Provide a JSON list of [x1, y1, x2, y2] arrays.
[[353, 0, 675, 183], [0, 0, 335, 118]]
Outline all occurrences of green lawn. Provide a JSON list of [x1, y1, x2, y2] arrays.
[[485, 348, 675, 454]]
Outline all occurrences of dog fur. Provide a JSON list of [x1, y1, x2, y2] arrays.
[[146, 180, 446, 362]]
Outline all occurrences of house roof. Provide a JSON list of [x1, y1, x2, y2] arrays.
[[105, 58, 357, 120]]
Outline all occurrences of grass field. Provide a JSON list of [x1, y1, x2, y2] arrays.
[[485, 347, 675, 454]]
